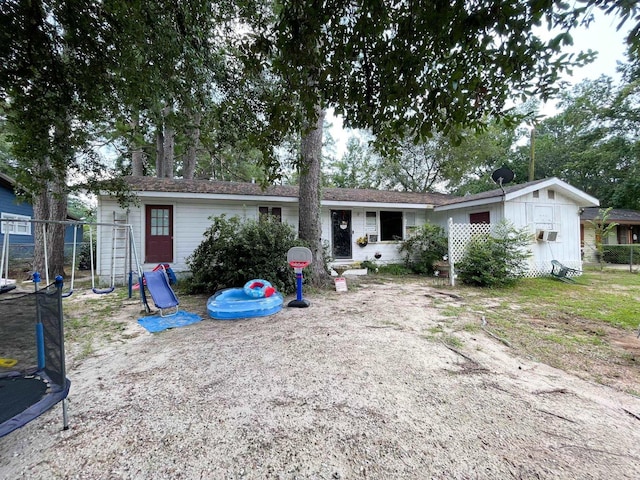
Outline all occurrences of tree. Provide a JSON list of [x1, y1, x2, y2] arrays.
[[523, 76, 640, 209], [256, 1, 617, 284], [0, 0, 116, 276], [324, 135, 382, 189], [588, 207, 619, 269]]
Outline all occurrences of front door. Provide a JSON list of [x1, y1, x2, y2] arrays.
[[331, 210, 352, 259], [145, 205, 173, 263]]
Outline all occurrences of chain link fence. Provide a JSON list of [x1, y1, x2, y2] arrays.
[[1, 242, 92, 278], [582, 243, 640, 272]]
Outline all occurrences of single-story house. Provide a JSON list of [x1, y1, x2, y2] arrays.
[[580, 207, 640, 263], [0, 172, 77, 260], [95, 176, 599, 281]]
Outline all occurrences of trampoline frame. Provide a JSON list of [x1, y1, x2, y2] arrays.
[[0, 277, 70, 438]]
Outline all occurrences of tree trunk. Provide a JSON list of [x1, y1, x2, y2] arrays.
[[183, 111, 201, 179], [155, 123, 165, 178], [130, 114, 145, 177], [32, 173, 67, 280], [162, 104, 175, 178], [298, 107, 331, 287]]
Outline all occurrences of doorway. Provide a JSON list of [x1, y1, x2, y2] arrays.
[[331, 210, 352, 259]]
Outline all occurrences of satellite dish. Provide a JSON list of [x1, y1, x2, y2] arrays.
[[491, 167, 515, 186]]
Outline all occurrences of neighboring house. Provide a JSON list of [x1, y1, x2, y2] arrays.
[[580, 207, 640, 263], [95, 176, 599, 280], [0, 172, 77, 260]]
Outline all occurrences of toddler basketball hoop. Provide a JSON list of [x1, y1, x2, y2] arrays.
[[287, 247, 312, 308]]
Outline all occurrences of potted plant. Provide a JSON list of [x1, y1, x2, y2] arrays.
[[356, 236, 368, 247]]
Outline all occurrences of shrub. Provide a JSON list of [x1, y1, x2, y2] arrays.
[[398, 222, 448, 274], [456, 220, 531, 287], [185, 214, 305, 295], [377, 263, 413, 276]]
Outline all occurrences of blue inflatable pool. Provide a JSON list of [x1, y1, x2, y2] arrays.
[[207, 288, 284, 320]]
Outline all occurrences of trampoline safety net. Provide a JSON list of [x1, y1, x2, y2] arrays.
[[0, 282, 70, 437]]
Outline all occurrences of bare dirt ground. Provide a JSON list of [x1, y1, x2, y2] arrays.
[[1, 278, 640, 479]]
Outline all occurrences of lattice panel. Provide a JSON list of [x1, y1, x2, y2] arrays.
[[448, 221, 493, 263], [448, 220, 543, 279]]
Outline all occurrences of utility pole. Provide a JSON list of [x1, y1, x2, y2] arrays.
[[529, 127, 535, 181]]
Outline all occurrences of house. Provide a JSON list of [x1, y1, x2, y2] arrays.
[[0, 172, 78, 262], [95, 176, 599, 281], [580, 207, 640, 263]]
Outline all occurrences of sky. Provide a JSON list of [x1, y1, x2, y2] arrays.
[[329, 9, 634, 157]]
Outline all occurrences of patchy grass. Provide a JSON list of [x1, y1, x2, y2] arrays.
[[447, 270, 640, 393], [63, 289, 133, 361]]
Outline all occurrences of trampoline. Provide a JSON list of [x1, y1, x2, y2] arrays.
[[0, 278, 70, 438]]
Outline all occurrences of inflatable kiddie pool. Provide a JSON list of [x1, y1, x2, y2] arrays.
[[207, 279, 284, 320]]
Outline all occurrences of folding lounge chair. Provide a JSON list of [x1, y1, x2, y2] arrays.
[[550, 260, 582, 283]]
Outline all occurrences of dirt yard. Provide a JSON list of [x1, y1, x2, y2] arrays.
[[1, 277, 640, 479]]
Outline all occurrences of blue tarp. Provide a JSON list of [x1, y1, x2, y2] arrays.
[[137, 311, 202, 333]]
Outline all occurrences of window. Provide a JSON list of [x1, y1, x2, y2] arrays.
[[150, 208, 170, 236], [470, 212, 490, 224], [380, 211, 403, 241], [258, 206, 282, 222], [548, 190, 555, 200], [365, 211, 377, 232], [533, 190, 539, 198], [405, 212, 417, 237], [1, 213, 31, 235]]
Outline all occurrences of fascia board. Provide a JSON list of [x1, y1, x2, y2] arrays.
[[321, 200, 434, 210], [435, 197, 502, 212], [131, 191, 300, 203]]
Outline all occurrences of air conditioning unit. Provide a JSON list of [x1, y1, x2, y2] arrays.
[[537, 230, 559, 242], [367, 233, 379, 243]]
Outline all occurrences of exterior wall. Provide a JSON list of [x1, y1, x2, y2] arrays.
[[322, 206, 430, 265], [430, 204, 504, 228], [97, 180, 590, 279], [98, 194, 432, 279], [0, 183, 36, 246], [97, 195, 300, 279], [508, 188, 583, 272], [434, 186, 584, 274], [1, 184, 76, 258]]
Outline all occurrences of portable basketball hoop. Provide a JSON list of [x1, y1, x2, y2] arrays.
[[287, 247, 312, 308]]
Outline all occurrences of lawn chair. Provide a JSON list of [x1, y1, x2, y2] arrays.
[[550, 260, 582, 283]]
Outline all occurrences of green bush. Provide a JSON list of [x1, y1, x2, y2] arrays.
[[185, 214, 305, 295], [377, 263, 413, 276], [456, 220, 531, 287], [398, 223, 448, 274]]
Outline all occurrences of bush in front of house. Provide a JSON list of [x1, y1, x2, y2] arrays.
[[398, 222, 448, 275], [456, 220, 531, 287], [185, 214, 304, 295]]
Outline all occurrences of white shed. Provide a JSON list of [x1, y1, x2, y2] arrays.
[[432, 177, 599, 273]]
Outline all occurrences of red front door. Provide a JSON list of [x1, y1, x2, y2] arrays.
[[145, 205, 173, 263]]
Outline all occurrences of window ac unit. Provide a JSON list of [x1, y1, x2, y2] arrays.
[[367, 233, 378, 243], [537, 230, 559, 242]]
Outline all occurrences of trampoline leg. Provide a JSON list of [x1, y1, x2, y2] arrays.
[[62, 399, 69, 431], [36, 322, 45, 370]]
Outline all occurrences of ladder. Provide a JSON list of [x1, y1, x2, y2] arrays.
[[112, 212, 130, 285]]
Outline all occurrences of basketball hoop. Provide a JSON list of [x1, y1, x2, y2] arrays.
[[286, 247, 312, 308]]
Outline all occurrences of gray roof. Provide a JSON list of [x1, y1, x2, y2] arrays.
[[122, 176, 455, 206], [439, 178, 550, 206], [581, 207, 640, 223]]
